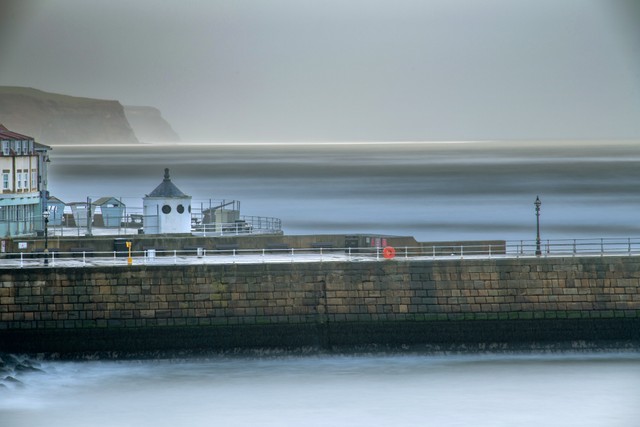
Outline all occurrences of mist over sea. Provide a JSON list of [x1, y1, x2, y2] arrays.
[[2, 351, 640, 427], [49, 140, 640, 242], [6, 140, 640, 426]]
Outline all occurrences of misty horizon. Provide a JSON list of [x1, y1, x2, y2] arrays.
[[1, 0, 640, 142]]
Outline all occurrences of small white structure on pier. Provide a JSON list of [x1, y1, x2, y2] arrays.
[[142, 168, 191, 234]]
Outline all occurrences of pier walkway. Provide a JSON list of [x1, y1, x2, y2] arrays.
[[3, 237, 640, 268]]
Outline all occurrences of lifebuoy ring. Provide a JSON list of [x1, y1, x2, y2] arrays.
[[383, 246, 396, 259]]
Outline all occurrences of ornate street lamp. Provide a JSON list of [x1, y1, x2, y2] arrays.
[[43, 210, 50, 266], [534, 196, 541, 256]]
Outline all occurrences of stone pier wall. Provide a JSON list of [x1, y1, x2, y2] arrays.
[[1, 256, 639, 354]]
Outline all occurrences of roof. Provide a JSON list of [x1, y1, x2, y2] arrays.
[[146, 168, 189, 198], [0, 123, 52, 150], [0, 123, 34, 140], [94, 196, 124, 206], [46, 196, 66, 204]]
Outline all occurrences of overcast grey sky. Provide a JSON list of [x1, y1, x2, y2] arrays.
[[1, 0, 639, 141]]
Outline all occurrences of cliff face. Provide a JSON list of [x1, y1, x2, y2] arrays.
[[0, 87, 179, 145], [123, 106, 180, 142]]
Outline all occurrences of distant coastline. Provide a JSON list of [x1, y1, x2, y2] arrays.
[[0, 86, 179, 145]]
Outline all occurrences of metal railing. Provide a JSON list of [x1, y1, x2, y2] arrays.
[[508, 237, 640, 258], [191, 216, 282, 236], [40, 217, 282, 237], [4, 237, 640, 269]]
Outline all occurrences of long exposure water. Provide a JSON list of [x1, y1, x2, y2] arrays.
[[48, 140, 640, 242], [13, 140, 638, 425], [1, 352, 640, 427]]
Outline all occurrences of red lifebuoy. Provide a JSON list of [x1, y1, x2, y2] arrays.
[[383, 246, 396, 259]]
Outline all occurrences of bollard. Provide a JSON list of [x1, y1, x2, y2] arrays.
[[126, 241, 132, 266]]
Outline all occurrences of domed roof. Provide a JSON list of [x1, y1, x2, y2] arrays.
[[146, 168, 190, 198]]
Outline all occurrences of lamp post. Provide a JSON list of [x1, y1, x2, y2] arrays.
[[43, 210, 50, 266], [534, 196, 541, 256]]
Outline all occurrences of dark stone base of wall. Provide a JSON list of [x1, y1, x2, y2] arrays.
[[2, 318, 639, 358]]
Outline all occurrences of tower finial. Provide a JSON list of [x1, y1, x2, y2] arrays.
[[164, 168, 170, 181]]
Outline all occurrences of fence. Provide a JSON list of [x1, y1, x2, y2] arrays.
[[4, 237, 640, 269], [1, 198, 283, 238], [43, 216, 282, 237]]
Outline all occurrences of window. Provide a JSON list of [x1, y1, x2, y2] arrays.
[[16, 170, 22, 190], [177, 204, 184, 214], [31, 171, 37, 189], [162, 204, 171, 214], [14, 140, 21, 154], [2, 171, 9, 190], [1, 141, 9, 156], [23, 172, 28, 190]]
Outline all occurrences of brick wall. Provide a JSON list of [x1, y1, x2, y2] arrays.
[[1, 256, 639, 353]]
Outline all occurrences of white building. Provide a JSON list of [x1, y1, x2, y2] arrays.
[[143, 168, 192, 234], [0, 124, 51, 237]]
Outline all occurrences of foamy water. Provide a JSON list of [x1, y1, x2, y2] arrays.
[[1, 352, 639, 427]]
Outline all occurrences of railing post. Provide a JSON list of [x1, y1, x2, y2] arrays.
[[51, 252, 55, 267], [432, 246, 435, 260], [405, 246, 408, 259], [488, 245, 491, 259], [174, 249, 177, 264], [460, 245, 463, 260], [83, 251, 86, 266], [629, 238, 632, 256], [573, 239, 576, 257], [601, 238, 604, 257], [348, 247, 351, 261], [20, 252, 23, 268]]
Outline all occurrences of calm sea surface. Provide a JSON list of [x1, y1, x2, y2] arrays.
[[48, 140, 640, 242], [8, 141, 640, 425], [1, 352, 639, 427]]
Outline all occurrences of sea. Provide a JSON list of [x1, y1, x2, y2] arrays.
[[3, 140, 639, 426], [47, 140, 640, 242], [1, 351, 639, 426]]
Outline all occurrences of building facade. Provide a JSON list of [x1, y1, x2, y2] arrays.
[[0, 124, 51, 238]]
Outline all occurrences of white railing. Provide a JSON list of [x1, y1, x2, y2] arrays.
[[4, 237, 640, 269], [42, 217, 282, 237], [191, 217, 282, 236]]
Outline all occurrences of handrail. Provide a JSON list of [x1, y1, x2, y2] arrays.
[[3, 237, 640, 268]]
